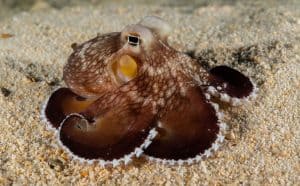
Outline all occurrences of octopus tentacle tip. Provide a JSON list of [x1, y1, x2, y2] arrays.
[[41, 16, 256, 167], [207, 65, 257, 105]]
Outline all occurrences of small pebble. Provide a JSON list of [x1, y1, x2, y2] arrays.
[[1, 87, 11, 97], [0, 33, 14, 39], [225, 131, 236, 140]]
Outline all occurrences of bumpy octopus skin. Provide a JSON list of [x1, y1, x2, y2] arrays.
[[41, 16, 257, 166]]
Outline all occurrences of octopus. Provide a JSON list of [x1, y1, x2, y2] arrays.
[[41, 16, 257, 167]]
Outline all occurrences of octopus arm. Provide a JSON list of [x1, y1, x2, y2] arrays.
[[42, 88, 96, 129], [57, 90, 157, 166], [206, 65, 257, 105], [144, 87, 225, 164]]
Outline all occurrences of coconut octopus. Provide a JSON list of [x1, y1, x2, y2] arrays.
[[41, 16, 257, 167]]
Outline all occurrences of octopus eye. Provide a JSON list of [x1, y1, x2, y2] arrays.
[[127, 35, 140, 46], [111, 54, 138, 84]]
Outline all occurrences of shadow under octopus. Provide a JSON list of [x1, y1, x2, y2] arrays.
[[41, 16, 257, 167]]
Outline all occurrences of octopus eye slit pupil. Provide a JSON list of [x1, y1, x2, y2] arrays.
[[127, 35, 140, 46]]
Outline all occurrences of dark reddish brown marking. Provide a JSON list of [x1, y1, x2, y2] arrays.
[[145, 87, 219, 160], [209, 66, 254, 98], [59, 103, 156, 160], [44, 88, 95, 128]]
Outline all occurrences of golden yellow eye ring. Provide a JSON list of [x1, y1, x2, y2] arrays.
[[112, 54, 138, 83]]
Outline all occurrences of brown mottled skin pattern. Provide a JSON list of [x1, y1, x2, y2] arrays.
[[64, 29, 210, 117], [43, 16, 254, 164], [64, 32, 121, 98]]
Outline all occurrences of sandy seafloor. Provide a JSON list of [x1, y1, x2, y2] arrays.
[[0, 0, 299, 185]]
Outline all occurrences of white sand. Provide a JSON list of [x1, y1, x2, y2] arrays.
[[0, 1, 299, 185]]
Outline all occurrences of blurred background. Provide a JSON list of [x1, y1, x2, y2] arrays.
[[1, 0, 299, 21]]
